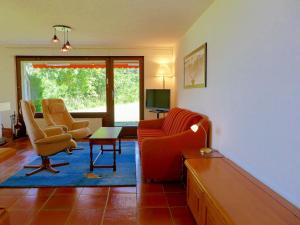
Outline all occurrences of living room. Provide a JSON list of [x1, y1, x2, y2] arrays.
[[0, 0, 299, 225]]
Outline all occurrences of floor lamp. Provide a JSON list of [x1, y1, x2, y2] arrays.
[[156, 64, 173, 89], [0, 102, 11, 146]]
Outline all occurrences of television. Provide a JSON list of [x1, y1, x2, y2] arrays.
[[146, 89, 170, 111]]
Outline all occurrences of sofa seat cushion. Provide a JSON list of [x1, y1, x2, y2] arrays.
[[137, 128, 166, 147]]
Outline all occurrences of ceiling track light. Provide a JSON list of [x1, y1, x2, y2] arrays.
[[51, 25, 72, 52], [65, 30, 72, 49]]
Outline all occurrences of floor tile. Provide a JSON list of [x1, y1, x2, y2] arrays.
[[137, 208, 173, 225], [110, 186, 137, 194], [30, 209, 71, 225], [163, 183, 185, 193], [107, 193, 137, 209], [166, 193, 186, 207], [42, 195, 77, 210], [137, 183, 164, 193], [10, 195, 49, 211], [74, 195, 107, 209], [0, 210, 35, 225], [0, 196, 19, 208], [26, 188, 55, 197], [81, 187, 109, 196], [66, 209, 103, 225], [103, 208, 137, 225], [0, 188, 30, 196], [137, 193, 168, 208], [171, 207, 196, 225], [53, 187, 83, 196]]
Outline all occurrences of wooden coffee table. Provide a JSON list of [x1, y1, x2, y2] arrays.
[[89, 127, 122, 172]]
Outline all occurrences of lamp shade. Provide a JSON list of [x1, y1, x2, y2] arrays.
[[156, 64, 172, 78], [0, 102, 10, 112], [190, 124, 199, 132]]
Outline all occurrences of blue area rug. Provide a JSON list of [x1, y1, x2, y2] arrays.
[[0, 141, 136, 187]]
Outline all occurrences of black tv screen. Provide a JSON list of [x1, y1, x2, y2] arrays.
[[146, 89, 170, 110]]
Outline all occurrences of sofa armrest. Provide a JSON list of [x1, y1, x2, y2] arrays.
[[72, 120, 89, 130], [138, 118, 165, 129]]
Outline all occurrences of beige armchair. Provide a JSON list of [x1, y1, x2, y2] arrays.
[[42, 99, 91, 146], [21, 100, 73, 176]]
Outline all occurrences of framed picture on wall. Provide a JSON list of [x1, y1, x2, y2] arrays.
[[184, 43, 207, 88]]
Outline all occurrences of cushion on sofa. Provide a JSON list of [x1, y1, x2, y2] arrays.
[[168, 110, 202, 135], [161, 107, 184, 134]]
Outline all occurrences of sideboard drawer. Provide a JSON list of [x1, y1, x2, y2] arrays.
[[187, 171, 205, 224], [204, 195, 230, 225]]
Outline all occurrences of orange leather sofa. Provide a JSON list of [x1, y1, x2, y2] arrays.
[[138, 107, 210, 181]]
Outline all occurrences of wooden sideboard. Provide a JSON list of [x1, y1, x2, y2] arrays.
[[185, 158, 300, 225]]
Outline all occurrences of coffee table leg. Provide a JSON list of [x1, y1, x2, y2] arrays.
[[119, 138, 121, 154], [89, 143, 93, 171], [113, 142, 116, 171]]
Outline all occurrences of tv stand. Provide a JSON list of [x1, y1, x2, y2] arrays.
[[149, 109, 169, 119]]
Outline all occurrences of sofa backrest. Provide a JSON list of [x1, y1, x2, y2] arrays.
[[161, 107, 182, 133], [162, 107, 203, 135]]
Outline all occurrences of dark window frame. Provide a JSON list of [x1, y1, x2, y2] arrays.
[[16, 56, 144, 126]]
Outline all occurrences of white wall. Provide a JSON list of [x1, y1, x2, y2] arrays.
[[175, 0, 300, 207], [0, 46, 175, 129]]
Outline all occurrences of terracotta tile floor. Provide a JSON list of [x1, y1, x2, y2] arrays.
[[0, 138, 195, 225]]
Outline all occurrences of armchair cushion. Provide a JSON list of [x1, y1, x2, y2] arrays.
[[49, 103, 66, 113], [42, 99, 91, 139]]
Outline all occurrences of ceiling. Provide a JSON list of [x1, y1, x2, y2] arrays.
[[0, 0, 213, 48]]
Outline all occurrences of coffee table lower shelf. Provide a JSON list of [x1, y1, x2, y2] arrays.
[[89, 140, 121, 172]]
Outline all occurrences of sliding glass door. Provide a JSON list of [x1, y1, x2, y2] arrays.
[[16, 56, 144, 127], [113, 59, 141, 126]]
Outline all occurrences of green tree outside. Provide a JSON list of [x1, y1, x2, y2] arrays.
[[27, 67, 139, 112]]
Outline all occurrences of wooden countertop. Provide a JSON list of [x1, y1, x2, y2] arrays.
[[185, 158, 300, 225]]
